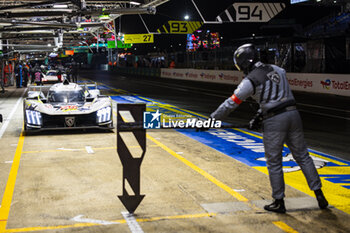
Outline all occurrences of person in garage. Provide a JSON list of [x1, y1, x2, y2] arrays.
[[209, 43, 328, 213]]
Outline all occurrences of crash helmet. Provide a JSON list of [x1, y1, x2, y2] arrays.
[[233, 44, 258, 74]]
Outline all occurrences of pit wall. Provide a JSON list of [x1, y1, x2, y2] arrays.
[[111, 67, 350, 97]]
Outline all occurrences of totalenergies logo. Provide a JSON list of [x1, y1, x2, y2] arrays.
[[320, 79, 331, 89], [60, 105, 78, 112]]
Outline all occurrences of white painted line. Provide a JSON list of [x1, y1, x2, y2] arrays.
[[176, 152, 183, 154], [57, 147, 82, 151], [71, 215, 119, 225], [4, 161, 13, 164], [233, 189, 245, 192], [121, 211, 144, 233], [85, 146, 94, 154], [0, 89, 27, 139]]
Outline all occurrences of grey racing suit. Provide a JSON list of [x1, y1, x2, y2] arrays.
[[211, 62, 322, 199]]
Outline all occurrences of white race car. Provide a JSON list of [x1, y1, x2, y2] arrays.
[[23, 80, 113, 131], [42, 70, 66, 84]]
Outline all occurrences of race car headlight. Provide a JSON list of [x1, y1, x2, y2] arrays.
[[25, 110, 42, 125], [97, 106, 111, 123]]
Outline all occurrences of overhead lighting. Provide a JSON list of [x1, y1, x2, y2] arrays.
[[130, 1, 141, 5], [47, 43, 52, 47], [53, 4, 68, 9], [184, 15, 190, 20]]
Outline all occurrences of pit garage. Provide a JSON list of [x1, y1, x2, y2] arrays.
[[0, 1, 349, 233]]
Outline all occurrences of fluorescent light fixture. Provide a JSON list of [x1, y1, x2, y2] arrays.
[[53, 4, 68, 9], [290, 0, 309, 4], [184, 15, 190, 20], [130, 1, 141, 5]]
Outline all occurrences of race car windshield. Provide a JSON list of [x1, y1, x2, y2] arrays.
[[47, 72, 57, 76], [48, 90, 85, 103]]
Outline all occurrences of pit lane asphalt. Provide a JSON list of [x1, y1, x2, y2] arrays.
[[82, 70, 350, 161], [1, 77, 350, 233]]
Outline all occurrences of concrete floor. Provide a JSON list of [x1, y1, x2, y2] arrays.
[[0, 83, 349, 233]]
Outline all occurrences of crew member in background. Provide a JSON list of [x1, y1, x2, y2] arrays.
[[34, 68, 43, 86], [31, 63, 39, 83], [22, 63, 29, 87], [209, 44, 328, 213], [0, 66, 4, 93], [15, 62, 23, 88], [65, 66, 71, 82], [4, 61, 10, 86], [71, 59, 78, 83], [169, 60, 176, 69]]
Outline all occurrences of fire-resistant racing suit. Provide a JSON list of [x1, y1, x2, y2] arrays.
[[210, 62, 322, 200]]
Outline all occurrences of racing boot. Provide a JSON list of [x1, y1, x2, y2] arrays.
[[264, 199, 286, 213], [315, 189, 328, 209]]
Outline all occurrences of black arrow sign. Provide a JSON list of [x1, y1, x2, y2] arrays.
[[116, 103, 146, 214]]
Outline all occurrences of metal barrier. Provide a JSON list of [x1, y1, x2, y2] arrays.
[[116, 103, 146, 213]]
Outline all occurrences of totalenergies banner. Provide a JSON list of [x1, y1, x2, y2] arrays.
[[286, 73, 350, 96], [160, 68, 350, 97]]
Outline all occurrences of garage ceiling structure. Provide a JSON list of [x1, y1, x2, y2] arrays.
[[0, 0, 169, 54]]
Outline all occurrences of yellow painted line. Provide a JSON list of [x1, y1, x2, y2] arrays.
[[309, 152, 347, 166], [3, 221, 125, 233], [89, 78, 350, 215], [22, 145, 159, 154], [234, 128, 263, 139], [137, 212, 216, 222], [146, 134, 249, 202], [4, 213, 214, 233], [90, 146, 116, 151], [0, 129, 25, 232], [273, 221, 298, 233], [235, 129, 347, 166], [254, 166, 350, 214], [22, 149, 83, 154]]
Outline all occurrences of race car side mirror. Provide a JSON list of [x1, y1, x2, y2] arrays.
[[85, 96, 94, 102], [41, 98, 48, 103]]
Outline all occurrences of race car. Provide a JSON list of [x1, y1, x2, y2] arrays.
[[23, 80, 113, 131], [42, 70, 66, 84]]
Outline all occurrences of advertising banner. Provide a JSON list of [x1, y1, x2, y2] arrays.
[[160, 68, 243, 85], [160, 68, 350, 96]]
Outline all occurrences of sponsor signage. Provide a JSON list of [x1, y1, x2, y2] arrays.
[[117, 40, 132, 49], [107, 40, 116, 48], [157, 21, 203, 34], [124, 34, 154, 44], [160, 68, 350, 96], [216, 2, 286, 23], [161, 68, 243, 85]]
